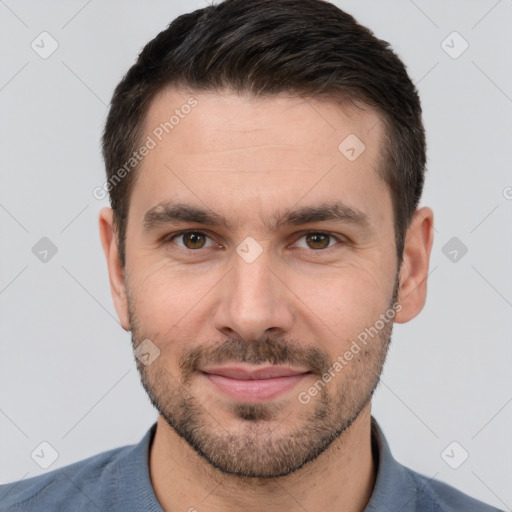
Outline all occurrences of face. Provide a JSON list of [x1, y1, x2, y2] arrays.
[[107, 89, 405, 478]]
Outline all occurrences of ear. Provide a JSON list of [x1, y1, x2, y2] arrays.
[[98, 207, 131, 331], [394, 206, 434, 324]]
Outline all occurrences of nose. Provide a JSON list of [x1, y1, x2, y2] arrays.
[[212, 247, 294, 342]]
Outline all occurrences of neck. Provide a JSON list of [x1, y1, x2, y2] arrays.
[[149, 404, 377, 512]]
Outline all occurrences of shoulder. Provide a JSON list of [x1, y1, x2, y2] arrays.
[[367, 417, 504, 512], [405, 466, 504, 512], [0, 444, 129, 511]]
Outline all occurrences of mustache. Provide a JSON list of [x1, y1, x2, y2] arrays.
[[179, 337, 332, 380]]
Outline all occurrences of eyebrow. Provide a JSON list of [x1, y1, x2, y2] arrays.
[[142, 201, 371, 233]]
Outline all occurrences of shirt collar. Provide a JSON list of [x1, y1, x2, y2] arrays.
[[364, 416, 424, 511], [117, 416, 421, 512]]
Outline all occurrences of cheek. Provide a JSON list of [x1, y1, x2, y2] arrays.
[[291, 262, 394, 350], [128, 259, 220, 334]]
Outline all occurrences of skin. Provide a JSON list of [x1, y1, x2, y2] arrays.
[[99, 88, 434, 512]]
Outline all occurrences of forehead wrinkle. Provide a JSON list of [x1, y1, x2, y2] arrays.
[[199, 143, 300, 155]]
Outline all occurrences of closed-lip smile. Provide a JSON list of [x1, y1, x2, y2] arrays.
[[201, 365, 311, 402]]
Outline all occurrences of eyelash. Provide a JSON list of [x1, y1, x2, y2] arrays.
[[163, 230, 346, 254]]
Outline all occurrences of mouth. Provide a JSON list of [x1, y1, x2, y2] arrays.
[[200, 365, 312, 402]]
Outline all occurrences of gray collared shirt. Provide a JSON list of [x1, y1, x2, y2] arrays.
[[0, 416, 503, 511]]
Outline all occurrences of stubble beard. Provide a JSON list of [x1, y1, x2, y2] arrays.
[[128, 281, 398, 479]]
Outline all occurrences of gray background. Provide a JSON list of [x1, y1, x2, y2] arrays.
[[1, 0, 511, 509]]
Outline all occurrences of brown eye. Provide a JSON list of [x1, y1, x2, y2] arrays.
[[173, 231, 210, 250], [183, 232, 206, 249], [305, 233, 331, 249]]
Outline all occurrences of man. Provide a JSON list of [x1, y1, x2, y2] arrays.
[[0, 0, 502, 511]]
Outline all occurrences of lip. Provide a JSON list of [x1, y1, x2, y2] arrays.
[[202, 365, 309, 380], [201, 365, 311, 402]]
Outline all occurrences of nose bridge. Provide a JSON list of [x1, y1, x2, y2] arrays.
[[213, 244, 293, 339], [232, 250, 274, 306]]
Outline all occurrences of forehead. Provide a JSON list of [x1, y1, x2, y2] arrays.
[[129, 88, 390, 231], [144, 88, 384, 158]]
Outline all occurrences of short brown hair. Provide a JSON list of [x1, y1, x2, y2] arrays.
[[102, 0, 426, 267]]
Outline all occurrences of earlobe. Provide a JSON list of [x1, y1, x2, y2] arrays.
[[98, 207, 131, 331], [394, 207, 434, 324]]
